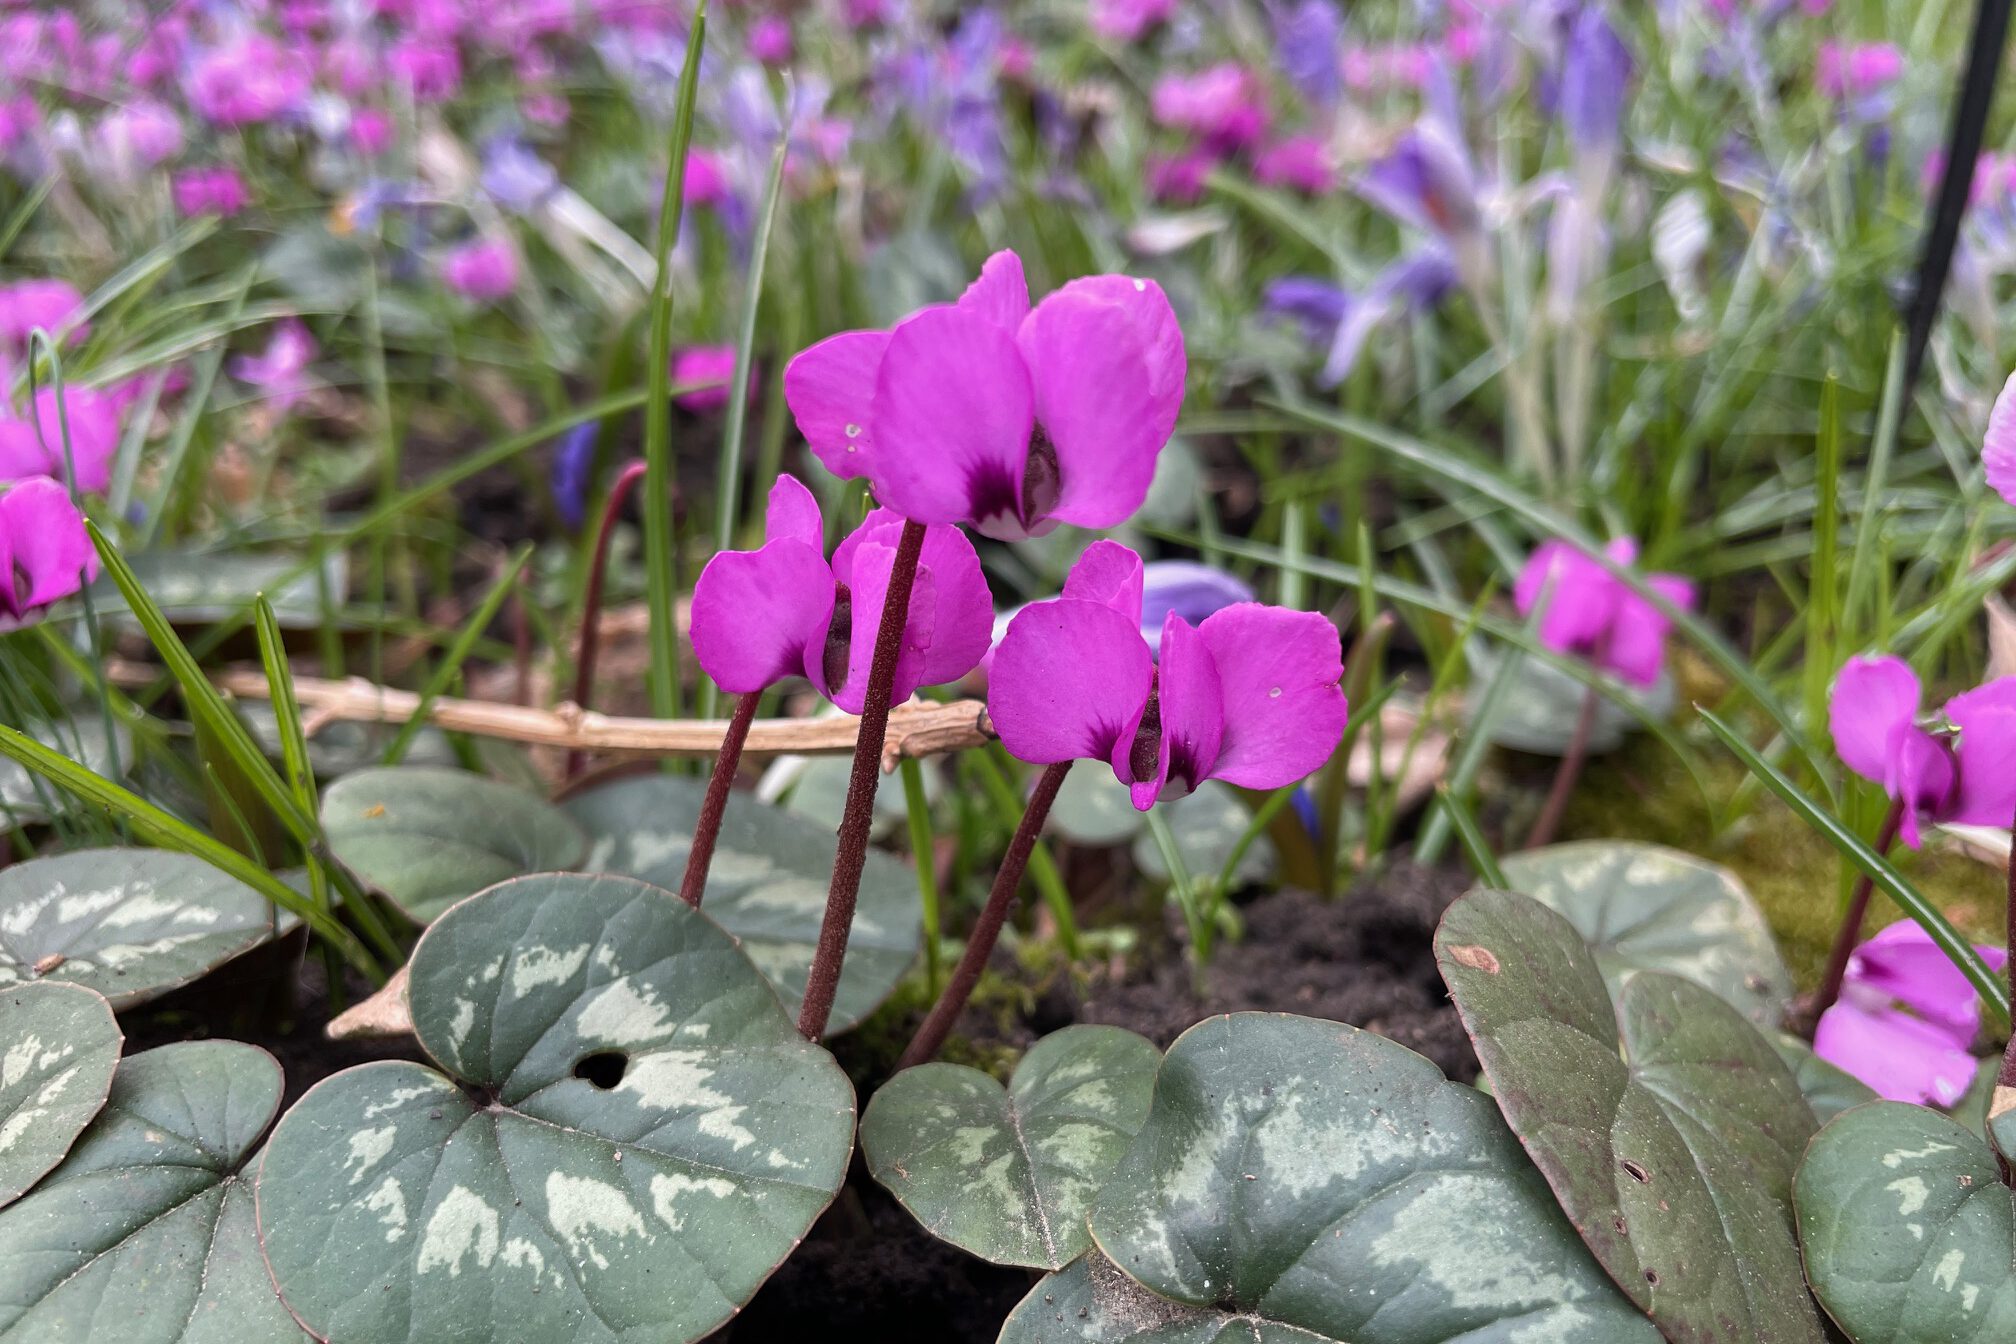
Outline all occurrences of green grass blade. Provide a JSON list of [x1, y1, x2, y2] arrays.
[[1436, 785, 1507, 889], [1698, 708, 2009, 1027], [641, 3, 709, 726], [900, 756, 943, 996], [716, 135, 788, 555], [0, 722, 380, 978]]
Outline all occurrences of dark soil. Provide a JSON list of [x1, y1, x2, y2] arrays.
[[118, 930, 426, 1114], [1071, 860, 1480, 1081], [709, 1172, 1033, 1343]]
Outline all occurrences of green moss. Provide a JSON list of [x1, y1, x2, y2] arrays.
[[1559, 736, 2003, 989]]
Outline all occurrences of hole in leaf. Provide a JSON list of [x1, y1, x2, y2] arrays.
[[573, 1051, 630, 1089], [1644, 1269, 1660, 1287], [1621, 1159, 1651, 1184]]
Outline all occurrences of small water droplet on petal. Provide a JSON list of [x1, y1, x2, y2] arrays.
[[1132, 279, 1147, 292], [844, 422, 862, 438], [1269, 686, 1282, 698]]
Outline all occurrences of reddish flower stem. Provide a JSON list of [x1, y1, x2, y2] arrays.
[[896, 760, 1071, 1072], [678, 691, 758, 909], [1524, 682, 1601, 851], [566, 460, 650, 780], [797, 518, 927, 1041], [1807, 798, 1906, 1030]]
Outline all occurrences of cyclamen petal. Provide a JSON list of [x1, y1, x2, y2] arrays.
[[0, 478, 96, 625], [783, 328, 890, 480], [1197, 603, 1348, 789], [1829, 654, 1923, 784], [991, 598, 1155, 765], [1061, 539, 1147, 623], [872, 305, 1036, 533], [1814, 993, 1983, 1107], [1848, 922, 2005, 1039], [1018, 288, 1167, 531], [763, 472, 826, 553], [1116, 613, 1226, 811], [1984, 369, 2016, 508], [958, 250, 1031, 331], [1946, 676, 2016, 826], [689, 540, 836, 695]]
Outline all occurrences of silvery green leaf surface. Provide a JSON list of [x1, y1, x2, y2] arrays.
[[88, 549, 346, 627], [321, 766, 588, 923], [0, 719, 129, 827], [1130, 782, 1275, 887], [256, 872, 855, 1344], [1769, 1033, 1877, 1125], [1469, 648, 1670, 757], [862, 1025, 1159, 1269], [0, 849, 274, 1007], [1438, 889, 1824, 1344], [1498, 840, 1794, 1026], [0, 982, 120, 1208], [1082, 1012, 1660, 1343], [1795, 1101, 2016, 1341], [1049, 760, 1147, 847], [0, 1040, 301, 1342], [1001, 1251, 1332, 1343], [564, 773, 918, 1033]]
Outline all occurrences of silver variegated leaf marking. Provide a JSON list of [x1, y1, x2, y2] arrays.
[[0, 982, 120, 1208], [863, 1025, 1159, 1269], [255, 872, 855, 1344]]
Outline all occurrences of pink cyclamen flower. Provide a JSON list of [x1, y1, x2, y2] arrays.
[[784, 249, 1185, 540], [683, 149, 731, 209], [750, 16, 793, 65], [441, 240, 518, 302], [1982, 368, 2016, 507], [1091, 0, 1175, 41], [1150, 65, 1269, 151], [230, 319, 318, 412], [0, 386, 120, 492], [0, 477, 97, 629], [1828, 654, 2016, 848], [172, 166, 249, 218], [689, 474, 993, 713], [1513, 538, 1695, 688], [671, 345, 740, 413], [990, 540, 1346, 810], [0, 279, 87, 351], [1815, 922, 2006, 1106], [1253, 136, 1336, 195]]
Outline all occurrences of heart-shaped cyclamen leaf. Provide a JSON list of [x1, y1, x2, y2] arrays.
[[1497, 840, 1794, 1026], [1795, 1101, 2016, 1341], [0, 982, 120, 1208], [563, 773, 919, 1033], [1001, 1250, 1330, 1343], [0, 1040, 299, 1341], [862, 1025, 1159, 1269], [1437, 888, 1823, 1344], [1082, 1012, 1661, 1343], [1771, 1033, 1877, 1125], [321, 766, 588, 923], [0, 849, 275, 1007], [256, 872, 855, 1344]]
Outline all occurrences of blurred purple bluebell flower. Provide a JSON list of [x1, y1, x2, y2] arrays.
[[550, 420, 598, 531], [1357, 123, 1481, 239], [1138, 560, 1255, 647], [1560, 7, 1632, 161], [481, 135, 558, 213], [1264, 249, 1457, 386], [1271, 0, 1342, 108]]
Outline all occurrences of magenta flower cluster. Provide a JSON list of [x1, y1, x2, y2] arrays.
[[692, 249, 1349, 809], [0, 276, 105, 631]]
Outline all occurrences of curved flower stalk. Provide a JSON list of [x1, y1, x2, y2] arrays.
[[1808, 655, 2016, 1025], [783, 248, 1185, 540], [901, 540, 1345, 1069], [1815, 922, 2008, 1106], [1513, 536, 1695, 848], [0, 476, 96, 630], [688, 474, 991, 1028]]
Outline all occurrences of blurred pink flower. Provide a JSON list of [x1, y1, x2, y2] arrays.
[[0, 279, 87, 352], [1146, 151, 1214, 204], [1981, 369, 2016, 507], [689, 474, 993, 711], [1253, 136, 1336, 194], [172, 166, 250, 217], [784, 249, 1185, 539], [1816, 41, 1903, 98], [683, 149, 731, 208], [441, 239, 518, 302], [750, 15, 793, 65], [0, 477, 97, 630], [670, 344, 740, 412], [1815, 922, 2005, 1106], [991, 540, 1347, 810], [230, 319, 319, 413], [0, 386, 120, 493], [1513, 537, 1695, 688], [1091, 0, 1175, 41], [187, 35, 308, 127], [1151, 64, 1269, 151], [1828, 655, 2016, 848], [351, 108, 395, 155]]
